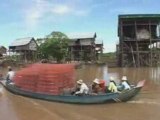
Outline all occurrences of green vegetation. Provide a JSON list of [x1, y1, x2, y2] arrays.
[[102, 52, 116, 61], [38, 31, 69, 63], [103, 52, 116, 58], [97, 52, 116, 64]]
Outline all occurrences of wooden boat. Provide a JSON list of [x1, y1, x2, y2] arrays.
[[0, 80, 145, 104]]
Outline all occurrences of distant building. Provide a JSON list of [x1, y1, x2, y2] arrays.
[[118, 14, 160, 67], [95, 41, 103, 59], [67, 32, 103, 61], [9, 37, 38, 62], [0, 46, 7, 57], [36, 32, 103, 62]]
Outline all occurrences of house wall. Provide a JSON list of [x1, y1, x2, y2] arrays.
[[80, 38, 94, 45], [9, 39, 38, 62], [0, 47, 7, 54], [29, 40, 37, 51], [68, 38, 98, 61]]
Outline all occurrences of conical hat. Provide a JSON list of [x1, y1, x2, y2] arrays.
[[93, 78, 100, 84], [110, 77, 115, 81], [122, 76, 127, 81], [77, 79, 83, 84]]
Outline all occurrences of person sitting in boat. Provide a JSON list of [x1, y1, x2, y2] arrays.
[[107, 77, 118, 93], [74, 79, 89, 96], [99, 79, 106, 92], [118, 76, 131, 91], [91, 78, 106, 94], [91, 78, 101, 94], [6, 66, 15, 83], [71, 83, 80, 95]]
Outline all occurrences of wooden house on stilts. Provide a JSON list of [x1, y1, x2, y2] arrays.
[[9, 37, 38, 62], [117, 14, 160, 67], [68, 33, 103, 62]]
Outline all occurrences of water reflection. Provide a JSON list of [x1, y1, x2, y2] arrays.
[[76, 65, 160, 96], [150, 67, 160, 84], [76, 65, 160, 86]]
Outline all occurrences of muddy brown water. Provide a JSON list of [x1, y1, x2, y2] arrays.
[[0, 65, 160, 120]]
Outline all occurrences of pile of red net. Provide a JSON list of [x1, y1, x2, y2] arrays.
[[13, 63, 75, 95]]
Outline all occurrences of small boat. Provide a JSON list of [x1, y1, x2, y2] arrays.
[[0, 80, 145, 104]]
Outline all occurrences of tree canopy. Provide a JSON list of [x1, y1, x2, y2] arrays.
[[38, 31, 69, 62]]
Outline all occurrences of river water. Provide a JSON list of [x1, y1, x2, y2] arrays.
[[0, 65, 160, 120]]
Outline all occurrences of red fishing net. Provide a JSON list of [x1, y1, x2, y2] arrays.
[[13, 63, 76, 95]]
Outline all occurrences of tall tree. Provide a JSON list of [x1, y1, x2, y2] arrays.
[[39, 31, 69, 63]]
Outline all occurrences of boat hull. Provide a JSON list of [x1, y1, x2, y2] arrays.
[[0, 80, 145, 104]]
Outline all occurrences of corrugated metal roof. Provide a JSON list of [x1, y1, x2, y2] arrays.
[[10, 37, 34, 46], [119, 14, 160, 19], [67, 32, 96, 39]]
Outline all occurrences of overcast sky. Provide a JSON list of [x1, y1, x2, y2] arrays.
[[0, 0, 160, 52]]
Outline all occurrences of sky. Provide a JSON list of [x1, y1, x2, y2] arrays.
[[0, 0, 160, 52]]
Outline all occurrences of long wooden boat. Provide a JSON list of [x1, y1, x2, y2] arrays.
[[0, 80, 145, 104]]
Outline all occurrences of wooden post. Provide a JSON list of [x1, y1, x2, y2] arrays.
[[72, 46, 74, 62], [24, 50, 27, 63], [130, 43, 136, 67], [149, 20, 152, 66], [120, 20, 124, 67], [70, 46, 71, 61], [81, 44, 82, 61], [134, 21, 139, 67], [136, 42, 140, 67]]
